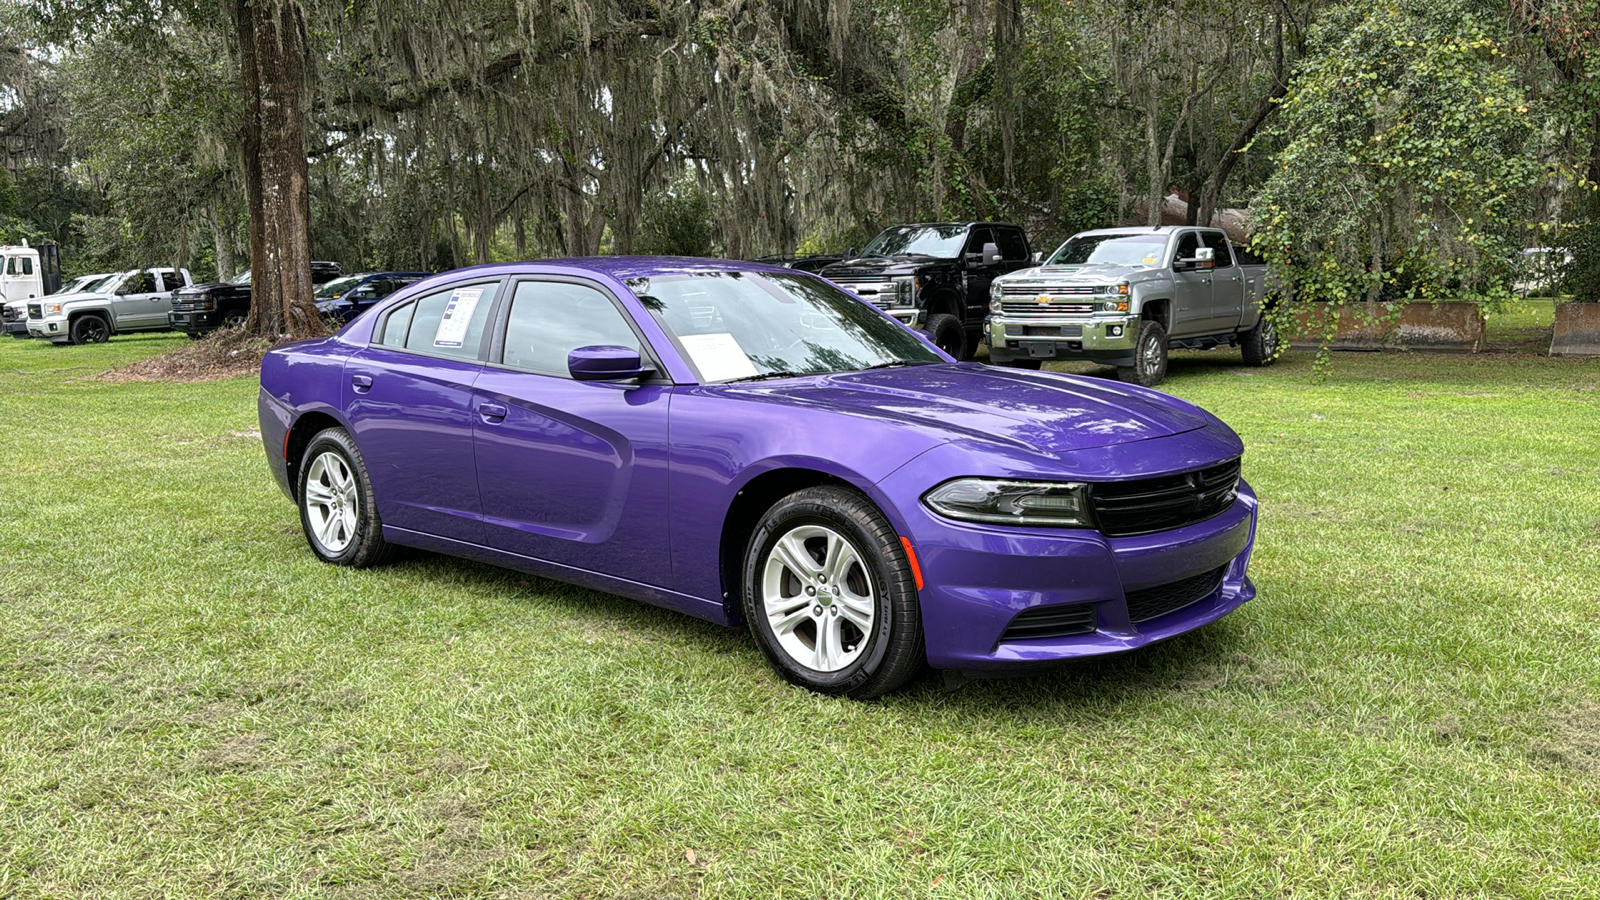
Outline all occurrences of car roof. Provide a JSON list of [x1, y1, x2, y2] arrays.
[[416, 257, 800, 283]]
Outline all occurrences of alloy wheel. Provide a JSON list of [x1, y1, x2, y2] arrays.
[[303, 450, 359, 553], [761, 524, 876, 672]]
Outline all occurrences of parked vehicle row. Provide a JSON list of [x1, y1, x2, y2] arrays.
[[259, 257, 1259, 698], [168, 261, 346, 337]]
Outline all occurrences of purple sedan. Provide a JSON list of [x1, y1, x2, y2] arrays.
[[258, 257, 1257, 698]]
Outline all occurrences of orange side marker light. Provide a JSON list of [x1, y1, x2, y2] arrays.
[[899, 536, 924, 591]]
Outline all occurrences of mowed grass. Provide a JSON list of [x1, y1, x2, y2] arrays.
[[2, 319, 1598, 898]]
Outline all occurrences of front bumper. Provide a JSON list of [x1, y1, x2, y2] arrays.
[[169, 309, 223, 334], [3, 319, 28, 338], [883, 459, 1258, 672], [987, 314, 1137, 363], [27, 316, 68, 340]]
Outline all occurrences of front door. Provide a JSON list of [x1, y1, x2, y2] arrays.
[[111, 271, 165, 329], [341, 278, 503, 544], [961, 225, 1002, 326], [1168, 232, 1213, 338], [472, 277, 673, 588], [1202, 232, 1244, 334]]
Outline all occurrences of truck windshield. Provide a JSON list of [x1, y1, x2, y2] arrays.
[[859, 225, 968, 259], [1047, 234, 1168, 267], [634, 271, 943, 383]]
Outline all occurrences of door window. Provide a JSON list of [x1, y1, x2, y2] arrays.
[[1174, 233, 1201, 265], [120, 272, 158, 294], [1201, 232, 1234, 268], [500, 281, 643, 377], [397, 282, 499, 359], [995, 227, 1028, 261], [964, 227, 996, 259]]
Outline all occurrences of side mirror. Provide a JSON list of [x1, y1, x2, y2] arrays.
[[1031, 251, 1044, 264], [568, 345, 654, 382], [983, 242, 1003, 265], [845, 247, 858, 258], [1196, 247, 1215, 263], [1175, 247, 1216, 271]]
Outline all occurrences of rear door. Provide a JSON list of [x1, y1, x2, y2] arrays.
[[470, 276, 673, 587], [342, 277, 504, 544], [1168, 231, 1213, 337]]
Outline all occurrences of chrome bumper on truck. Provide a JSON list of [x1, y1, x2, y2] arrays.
[[987, 314, 1138, 365]]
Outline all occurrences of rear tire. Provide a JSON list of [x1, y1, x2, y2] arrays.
[[1116, 320, 1168, 387], [1240, 315, 1279, 367], [925, 312, 966, 360], [69, 314, 110, 345], [297, 427, 393, 568], [743, 486, 925, 699]]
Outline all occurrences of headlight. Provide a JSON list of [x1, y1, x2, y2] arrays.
[[1098, 299, 1130, 312], [990, 281, 1005, 301], [890, 276, 916, 307], [990, 297, 1002, 314], [923, 478, 1092, 528], [45, 302, 64, 315]]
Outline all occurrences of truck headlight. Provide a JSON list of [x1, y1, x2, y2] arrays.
[[45, 302, 64, 315], [890, 276, 916, 307], [990, 297, 1002, 314], [1099, 300, 1130, 312], [990, 281, 1005, 301], [923, 478, 1092, 528]]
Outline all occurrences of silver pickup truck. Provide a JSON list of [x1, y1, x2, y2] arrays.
[[25, 267, 193, 345], [984, 226, 1279, 386]]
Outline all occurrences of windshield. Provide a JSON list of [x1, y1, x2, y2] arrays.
[[230, 269, 252, 285], [314, 275, 363, 300], [1047, 234, 1169, 267], [634, 271, 943, 383], [79, 273, 120, 293], [859, 225, 968, 260]]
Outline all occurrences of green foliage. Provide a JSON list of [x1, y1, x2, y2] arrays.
[[1251, 0, 1543, 328], [1558, 190, 1600, 302], [636, 181, 718, 258]]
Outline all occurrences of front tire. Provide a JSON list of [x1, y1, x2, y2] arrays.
[[297, 427, 393, 568], [743, 486, 925, 699], [69, 314, 110, 345], [924, 312, 966, 360], [1116, 319, 1169, 387], [222, 311, 247, 330]]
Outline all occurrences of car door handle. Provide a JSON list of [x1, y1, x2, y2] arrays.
[[478, 402, 508, 423], [351, 374, 373, 393]]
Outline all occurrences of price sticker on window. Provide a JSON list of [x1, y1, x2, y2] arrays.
[[433, 288, 483, 348]]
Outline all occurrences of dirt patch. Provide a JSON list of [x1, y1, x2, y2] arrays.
[[1530, 701, 1600, 774], [187, 733, 274, 773], [95, 330, 302, 383]]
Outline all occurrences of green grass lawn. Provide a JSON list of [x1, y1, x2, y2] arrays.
[[2, 329, 1598, 898]]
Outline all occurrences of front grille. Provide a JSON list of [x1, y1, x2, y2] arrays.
[[1000, 603, 1097, 641], [27, 303, 43, 319], [1126, 565, 1228, 623], [1089, 458, 1241, 537], [998, 301, 1095, 318], [1001, 284, 1099, 296], [1, 305, 19, 323], [833, 279, 896, 299]]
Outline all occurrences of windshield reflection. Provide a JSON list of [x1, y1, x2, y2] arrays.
[[1048, 235, 1169, 266], [634, 271, 943, 383], [860, 225, 968, 259]]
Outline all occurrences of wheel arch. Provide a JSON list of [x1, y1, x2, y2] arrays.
[[68, 307, 114, 334], [1139, 298, 1171, 331], [717, 463, 912, 625]]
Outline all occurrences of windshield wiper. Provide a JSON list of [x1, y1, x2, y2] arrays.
[[860, 361, 924, 371], [722, 370, 813, 384]]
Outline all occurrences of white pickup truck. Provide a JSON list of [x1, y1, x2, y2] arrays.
[[984, 226, 1280, 386], [25, 267, 193, 345]]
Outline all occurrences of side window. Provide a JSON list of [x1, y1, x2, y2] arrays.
[[399, 282, 499, 359], [995, 227, 1028, 261], [1202, 232, 1234, 268], [501, 281, 641, 377], [158, 271, 183, 291], [964, 226, 995, 257], [1233, 242, 1265, 266], [1174, 232, 1200, 265], [4, 257, 14, 275], [122, 272, 158, 294], [378, 300, 416, 348], [21, 258, 33, 276]]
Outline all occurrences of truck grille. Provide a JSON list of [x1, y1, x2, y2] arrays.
[[1, 305, 20, 323], [1000, 284, 1099, 296], [27, 303, 43, 319], [832, 279, 897, 306], [1089, 458, 1241, 537], [999, 301, 1095, 318], [1126, 565, 1228, 623], [1000, 602, 1097, 641]]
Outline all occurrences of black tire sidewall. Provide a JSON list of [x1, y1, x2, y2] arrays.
[[1123, 320, 1168, 386], [925, 312, 966, 360], [742, 489, 914, 695], [297, 428, 385, 566], [71, 316, 109, 345]]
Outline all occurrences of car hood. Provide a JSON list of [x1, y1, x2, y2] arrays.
[[822, 255, 955, 279], [999, 263, 1147, 285], [720, 364, 1210, 458], [38, 290, 111, 305]]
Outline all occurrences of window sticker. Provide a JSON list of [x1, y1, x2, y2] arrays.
[[1142, 257, 1157, 264], [433, 287, 484, 348], [679, 332, 759, 382]]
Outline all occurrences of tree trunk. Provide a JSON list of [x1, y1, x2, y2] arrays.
[[210, 198, 237, 282], [237, 0, 319, 339]]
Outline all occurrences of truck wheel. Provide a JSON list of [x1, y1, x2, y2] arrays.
[[222, 311, 247, 330], [925, 313, 966, 360], [69, 315, 111, 345], [1240, 316, 1279, 367], [1117, 320, 1168, 387], [743, 485, 925, 699]]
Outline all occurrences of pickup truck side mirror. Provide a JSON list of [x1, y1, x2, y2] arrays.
[[983, 242, 1003, 265], [1031, 251, 1044, 264], [1175, 247, 1216, 271], [844, 247, 857, 258]]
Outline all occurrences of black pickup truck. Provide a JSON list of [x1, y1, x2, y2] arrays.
[[168, 261, 344, 336], [820, 222, 1034, 358]]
